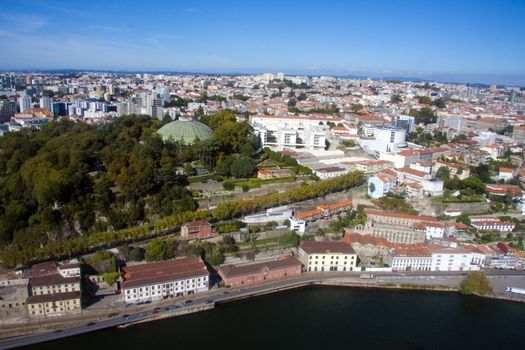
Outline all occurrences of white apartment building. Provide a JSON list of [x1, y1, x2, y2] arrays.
[[121, 258, 209, 304], [298, 241, 358, 272], [391, 245, 474, 272], [277, 126, 297, 147], [250, 115, 333, 150], [18, 96, 31, 113], [429, 246, 472, 271], [303, 126, 327, 150], [391, 248, 433, 271]]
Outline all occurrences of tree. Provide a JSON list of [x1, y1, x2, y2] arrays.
[[391, 94, 402, 103], [229, 156, 256, 178], [456, 214, 471, 226], [460, 272, 492, 296], [409, 107, 437, 124], [161, 112, 172, 125], [214, 121, 256, 155], [145, 239, 175, 262], [351, 103, 363, 114], [433, 98, 446, 108], [435, 166, 451, 179], [223, 181, 235, 191], [183, 163, 196, 176], [418, 96, 432, 104]]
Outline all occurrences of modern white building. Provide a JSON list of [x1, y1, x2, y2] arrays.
[[277, 126, 297, 148], [395, 114, 416, 132], [298, 241, 358, 272], [303, 126, 327, 150], [250, 115, 335, 150], [361, 126, 407, 154], [289, 217, 306, 234], [121, 258, 209, 304], [242, 205, 293, 224], [368, 175, 396, 199]]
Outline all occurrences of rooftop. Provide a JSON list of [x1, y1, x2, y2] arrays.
[[299, 241, 356, 255], [122, 257, 209, 289], [218, 256, 302, 278]]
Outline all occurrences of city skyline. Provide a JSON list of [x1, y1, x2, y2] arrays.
[[1, 0, 525, 86]]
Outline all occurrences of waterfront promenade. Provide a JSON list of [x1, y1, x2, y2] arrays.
[[1, 270, 525, 349]]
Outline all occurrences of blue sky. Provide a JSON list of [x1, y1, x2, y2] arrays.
[[1, 0, 525, 85]]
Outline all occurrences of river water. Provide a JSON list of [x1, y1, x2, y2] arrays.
[[22, 286, 525, 350]]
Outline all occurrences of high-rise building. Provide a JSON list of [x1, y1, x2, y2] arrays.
[[510, 90, 517, 103], [151, 98, 164, 120], [39, 96, 52, 112], [394, 115, 416, 133], [18, 96, 31, 113], [0, 100, 17, 122], [52, 102, 67, 116]]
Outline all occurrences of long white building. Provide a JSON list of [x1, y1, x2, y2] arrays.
[[121, 257, 209, 304], [390, 245, 474, 272], [250, 115, 334, 150]]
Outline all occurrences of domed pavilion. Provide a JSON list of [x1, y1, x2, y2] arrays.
[[157, 119, 213, 145]]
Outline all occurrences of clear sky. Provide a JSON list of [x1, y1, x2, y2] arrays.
[[1, 0, 525, 85]]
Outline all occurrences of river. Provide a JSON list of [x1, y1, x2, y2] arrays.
[[21, 286, 525, 350]]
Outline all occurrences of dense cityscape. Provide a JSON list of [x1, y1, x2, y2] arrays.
[[0, 70, 524, 347], [1, 0, 525, 348]]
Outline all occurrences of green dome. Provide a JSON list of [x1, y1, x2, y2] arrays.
[[157, 120, 213, 144]]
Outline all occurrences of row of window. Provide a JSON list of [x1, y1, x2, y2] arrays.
[[311, 255, 355, 260], [126, 277, 207, 294], [309, 261, 354, 266], [307, 266, 354, 272]]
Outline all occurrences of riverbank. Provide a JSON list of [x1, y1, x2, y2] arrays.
[[20, 285, 525, 350], [2, 271, 525, 349]]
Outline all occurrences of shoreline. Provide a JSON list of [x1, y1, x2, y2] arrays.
[[1, 274, 525, 348]]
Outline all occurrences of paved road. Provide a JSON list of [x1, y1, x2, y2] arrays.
[[1, 270, 524, 349]]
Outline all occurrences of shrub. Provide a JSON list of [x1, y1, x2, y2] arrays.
[[460, 271, 492, 296]]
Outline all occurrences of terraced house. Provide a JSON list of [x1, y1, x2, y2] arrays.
[[26, 262, 82, 318]]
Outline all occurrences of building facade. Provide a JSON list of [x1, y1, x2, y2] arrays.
[[298, 241, 358, 272], [121, 257, 210, 304], [218, 256, 302, 287], [180, 220, 217, 239]]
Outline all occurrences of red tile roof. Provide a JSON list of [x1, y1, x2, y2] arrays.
[[299, 241, 356, 254], [122, 257, 209, 289]]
